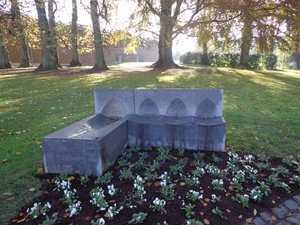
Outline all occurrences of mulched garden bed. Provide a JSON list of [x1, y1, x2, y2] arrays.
[[10, 147, 300, 225]]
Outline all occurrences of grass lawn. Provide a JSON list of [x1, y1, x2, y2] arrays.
[[0, 64, 299, 224]]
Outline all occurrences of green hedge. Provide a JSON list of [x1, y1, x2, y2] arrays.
[[180, 52, 277, 70]]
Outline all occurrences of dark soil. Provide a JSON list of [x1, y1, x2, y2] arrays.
[[10, 148, 300, 225]]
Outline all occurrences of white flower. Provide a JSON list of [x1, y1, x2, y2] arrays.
[[98, 218, 105, 225], [46, 202, 51, 209]]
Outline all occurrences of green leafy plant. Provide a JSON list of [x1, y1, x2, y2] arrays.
[[183, 174, 200, 188], [27, 202, 52, 219], [256, 162, 270, 171], [91, 218, 105, 225], [182, 203, 195, 219], [257, 181, 272, 197], [276, 165, 290, 175], [169, 164, 185, 175], [282, 156, 294, 166], [211, 194, 221, 203], [231, 194, 249, 208], [211, 153, 221, 163], [212, 207, 227, 219], [89, 187, 108, 211], [186, 190, 203, 201], [289, 175, 300, 185], [159, 183, 176, 201], [230, 178, 244, 192], [178, 149, 185, 157], [78, 175, 89, 186], [150, 197, 166, 214], [107, 204, 123, 219], [134, 158, 147, 169], [119, 168, 134, 181], [143, 170, 158, 181], [186, 219, 204, 225], [212, 179, 224, 191], [95, 171, 113, 185], [129, 212, 148, 224], [192, 167, 205, 177], [39, 212, 60, 225]]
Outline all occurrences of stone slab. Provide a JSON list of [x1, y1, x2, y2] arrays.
[[271, 205, 289, 219], [43, 114, 130, 176]]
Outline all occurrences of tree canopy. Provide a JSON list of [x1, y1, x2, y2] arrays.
[[0, 0, 299, 70]]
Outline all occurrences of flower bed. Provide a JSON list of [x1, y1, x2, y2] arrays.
[[11, 147, 300, 225]]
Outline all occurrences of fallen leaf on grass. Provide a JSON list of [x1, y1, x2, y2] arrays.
[[104, 211, 110, 217], [147, 182, 152, 187], [225, 192, 231, 196], [238, 215, 243, 219], [204, 219, 210, 225], [94, 214, 100, 219], [63, 213, 69, 218], [37, 168, 44, 175], [3, 192, 12, 196], [16, 152, 21, 155], [29, 187, 35, 192], [109, 200, 116, 203], [7, 196, 15, 201], [180, 182, 185, 186], [199, 212, 204, 216], [226, 209, 231, 213], [2, 159, 8, 163]]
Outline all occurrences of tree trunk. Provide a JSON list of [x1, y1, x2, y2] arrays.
[[90, 0, 108, 70], [0, 29, 12, 69], [69, 0, 82, 67], [202, 42, 209, 65], [152, 0, 178, 69], [238, 10, 253, 68], [34, 0, 59, 70], [48, 0, 61, 68], [10, 0, 32, 67]]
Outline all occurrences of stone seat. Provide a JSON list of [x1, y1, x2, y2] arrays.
[[128, 115, 226, 151], [42, 89, 226, 176]]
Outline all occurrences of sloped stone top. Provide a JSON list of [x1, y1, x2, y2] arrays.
[[94, 89, 224, 118]]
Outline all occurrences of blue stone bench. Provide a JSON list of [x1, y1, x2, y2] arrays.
[[127, 89, 226, 151], [42, 89, 226, 176]]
